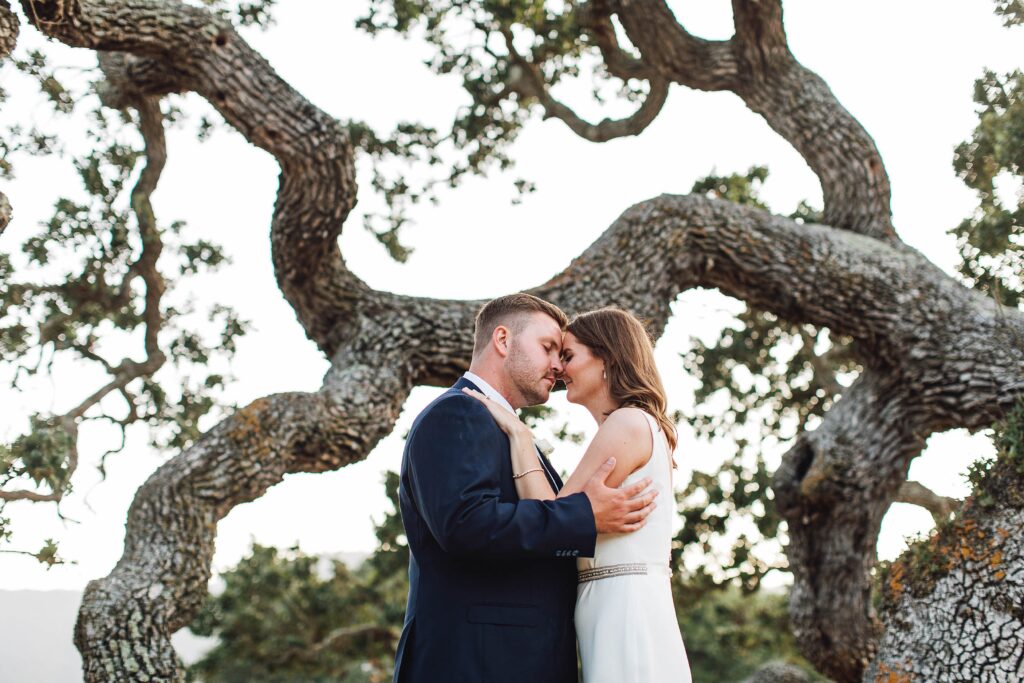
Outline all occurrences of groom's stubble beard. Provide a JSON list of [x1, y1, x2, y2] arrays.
[[506, 336, 549, 407]]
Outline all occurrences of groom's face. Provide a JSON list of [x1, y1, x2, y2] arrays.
[[505, 312, 564, 407]]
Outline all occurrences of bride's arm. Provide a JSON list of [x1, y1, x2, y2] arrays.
[[558, 408, 653, 497], [507, 428, 557, 501]]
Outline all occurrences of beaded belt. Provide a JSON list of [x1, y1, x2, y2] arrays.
[[578, 562, 669, 583]]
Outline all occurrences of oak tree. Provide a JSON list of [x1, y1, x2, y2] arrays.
[[1, 1, 1023, 681]]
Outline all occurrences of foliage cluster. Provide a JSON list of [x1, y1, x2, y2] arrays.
[[188, 473, 408, 682], [951, 69, 1024, 308], [0, 48, 248, 563]]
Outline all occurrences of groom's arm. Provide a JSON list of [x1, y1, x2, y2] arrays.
[[407, 393, 597, 559]]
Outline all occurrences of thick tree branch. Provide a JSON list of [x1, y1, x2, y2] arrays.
[[578, 0, 654, 82], [610, 0, 898, 242], [604, 0, 738, 90], [773, 370, 915, 680]]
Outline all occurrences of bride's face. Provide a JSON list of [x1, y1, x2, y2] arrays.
[[559, 332, 605, 406]]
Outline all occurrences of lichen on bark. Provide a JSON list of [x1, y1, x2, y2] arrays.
[[871, 398, 1024, 681]]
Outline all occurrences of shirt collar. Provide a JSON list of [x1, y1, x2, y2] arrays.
[[463, 371, 516, 414]]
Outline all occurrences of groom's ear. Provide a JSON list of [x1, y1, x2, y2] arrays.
[[492, 324, 511, 357]]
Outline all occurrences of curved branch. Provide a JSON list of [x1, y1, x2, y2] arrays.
[[611, 0, 897, 242], [70, 359, 418, 678], [127, 95, 168, 371], [604, 0, 738, 90], [502, 26, 670, 143], [578, 0, 654, 82], [894, 480, 960, 523], [519, 68, 669, 142]]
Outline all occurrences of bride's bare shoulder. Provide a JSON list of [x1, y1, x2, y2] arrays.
[[599, 407, 652, 441]]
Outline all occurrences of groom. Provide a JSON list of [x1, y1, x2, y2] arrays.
[[393, 293, 659, 683]]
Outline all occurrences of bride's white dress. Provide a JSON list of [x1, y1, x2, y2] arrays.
[[575, 410, 692, 682]]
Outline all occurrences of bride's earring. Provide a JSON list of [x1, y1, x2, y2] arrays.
[[602, 369, 606, 379]]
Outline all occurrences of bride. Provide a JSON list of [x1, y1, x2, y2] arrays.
[[464, 306, 692, 683]]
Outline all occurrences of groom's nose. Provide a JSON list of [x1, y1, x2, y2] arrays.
[[550, 355, 564, 374]]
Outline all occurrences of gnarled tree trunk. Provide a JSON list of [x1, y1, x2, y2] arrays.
[[869, 412, 1024, 682]]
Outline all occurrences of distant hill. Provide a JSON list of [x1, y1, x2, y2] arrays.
[[0, 552, 370, 682]]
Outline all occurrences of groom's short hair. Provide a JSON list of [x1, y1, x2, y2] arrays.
[[473, 293, 568, 358]]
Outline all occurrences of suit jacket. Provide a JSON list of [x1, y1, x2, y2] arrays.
[[393, 377, 597, 683]]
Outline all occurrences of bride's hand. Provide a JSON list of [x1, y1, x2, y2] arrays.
[[462, 388, 532, 440]]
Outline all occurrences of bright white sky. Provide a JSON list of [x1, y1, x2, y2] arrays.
[[1, 1, 1019, 592]]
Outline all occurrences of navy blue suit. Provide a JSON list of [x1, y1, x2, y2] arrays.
[[393, 377, 597, 683]]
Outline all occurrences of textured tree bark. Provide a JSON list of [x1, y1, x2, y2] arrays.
[[16, 0, 1024, 681], [869, 435, 1024, 682], [0, 0, 16, 57], [872, 508, 1024, 681]]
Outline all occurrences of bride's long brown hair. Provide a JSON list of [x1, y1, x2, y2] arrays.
[[566, 307, 678, 457]]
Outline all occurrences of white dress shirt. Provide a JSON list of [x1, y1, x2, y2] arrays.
[[463, 370, 515, 414]]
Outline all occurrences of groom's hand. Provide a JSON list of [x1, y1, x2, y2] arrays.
[[583, 457, 658, 534]]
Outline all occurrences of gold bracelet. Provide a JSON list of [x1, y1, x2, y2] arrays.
[[513, 467, 544, 480]]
